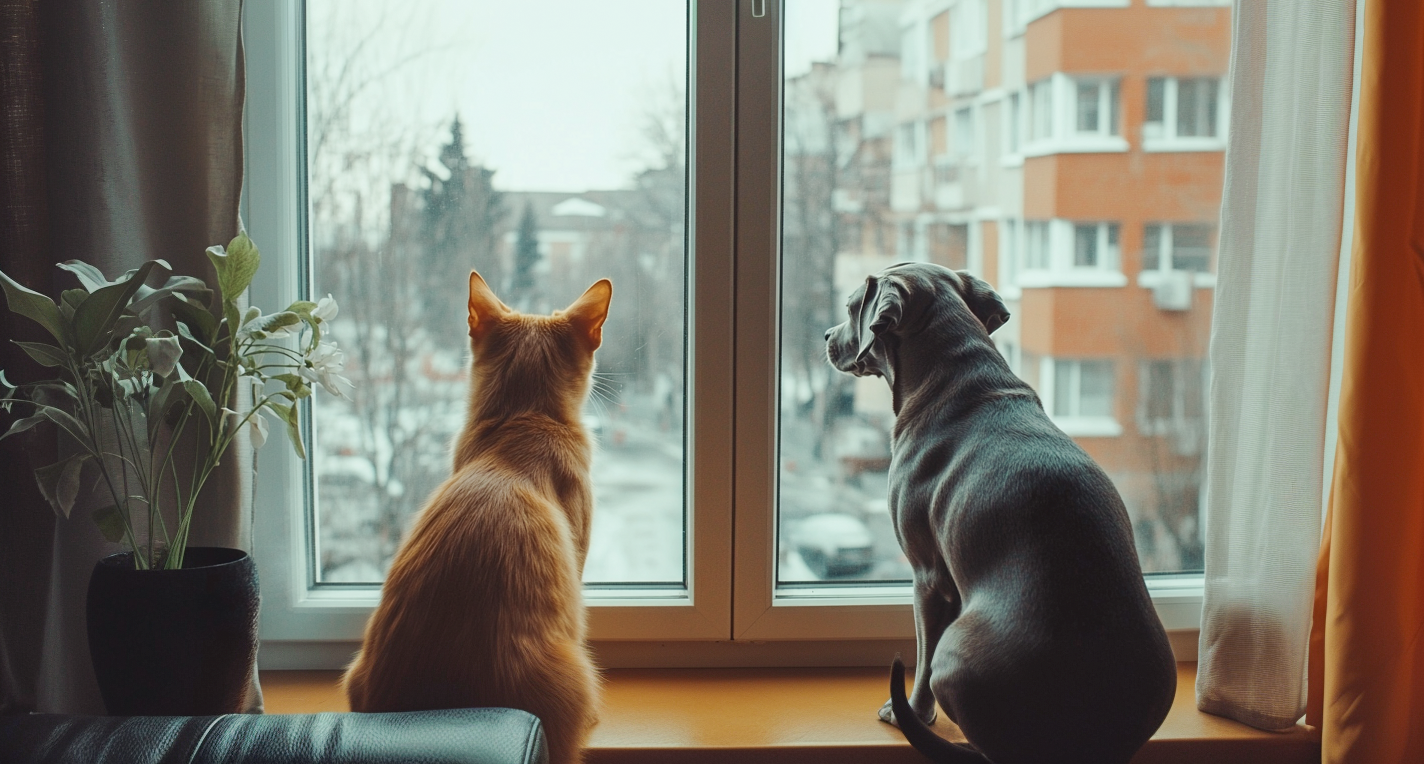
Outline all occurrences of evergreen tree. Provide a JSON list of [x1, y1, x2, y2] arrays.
[[508, 202, 542, 312], [417, 116, 506, 343]]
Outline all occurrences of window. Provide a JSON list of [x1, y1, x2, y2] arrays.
[[953, 107, 975, 158], [1141, 223, 1216, 287], [1144, 77, 1226, 149], [245, 0, 1239, 660], [1039, 358, 1122, 437], [1006, 92, 1022, 156], [1029, 79, 1054, 142], [1020, 220, 1124, 286], [1138, 360, 1206, 439], [1075, 79, 1120, 136], [1024, 74, 1125, 154]]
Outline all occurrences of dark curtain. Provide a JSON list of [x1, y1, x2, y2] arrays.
[[0, 0, 252, 714]]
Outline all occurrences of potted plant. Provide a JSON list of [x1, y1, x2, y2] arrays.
[[0, 233, 351, 714]]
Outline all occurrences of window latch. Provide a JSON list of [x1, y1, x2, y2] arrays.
[[752, 0, 766, 18]]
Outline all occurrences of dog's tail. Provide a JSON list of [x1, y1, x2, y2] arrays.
[[890, 657, 993, 764]]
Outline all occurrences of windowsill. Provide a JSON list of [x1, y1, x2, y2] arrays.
[[1051, 416, 1124, 437], [1018, 270, 1128, 288], [259, 663, 1319, 764], [1139, 269, 1217, 288], [1000, 153, 1024, 167], [1022, 136, 1130, 156], [1142, 137, 1227, 153]]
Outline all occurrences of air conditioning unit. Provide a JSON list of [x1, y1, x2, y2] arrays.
[[1153, 270, 1193, 311]]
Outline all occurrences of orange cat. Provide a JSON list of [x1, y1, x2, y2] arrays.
[[343, 271, 611, 764]]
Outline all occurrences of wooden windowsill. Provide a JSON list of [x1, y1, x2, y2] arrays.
[[260, 663, 1318, 764]]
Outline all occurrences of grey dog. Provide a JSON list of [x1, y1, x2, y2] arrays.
[[825, 262, 1176, 764]]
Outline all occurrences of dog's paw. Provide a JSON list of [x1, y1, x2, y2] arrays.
[[878, 699, 899, 727], [879, 698, 938, 728]]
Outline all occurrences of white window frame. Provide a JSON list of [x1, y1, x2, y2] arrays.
[[1023, 74, 1128, 156], [1040, 357, 1123, 438], [1143, 76, 1229, 152], [1137, 223, 1218, 288], [242, 0, 1234, 668], [1018, 220, 1127, 287]]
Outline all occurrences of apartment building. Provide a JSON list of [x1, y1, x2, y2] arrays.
[[823, 0, 1231, 572]]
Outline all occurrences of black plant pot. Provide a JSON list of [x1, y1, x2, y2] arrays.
[[86, 547, 260, 716]]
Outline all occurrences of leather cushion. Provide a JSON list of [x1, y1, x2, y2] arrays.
[[0, 708, 547, 764]]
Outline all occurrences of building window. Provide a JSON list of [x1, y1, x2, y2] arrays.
[[1138, 359, 1207, 454], [1029, 79, 1054, 142], [1055, 359, 1115, 418], [895, 121, 923, 167], [1024, 220, 1052, 270], [1000, 218, 1021, 291], [1024, 75, 1125, 154], [953, 107, 975, 158], [1144, 77, 1226, 149], [1006, 92, 1022, 155], [1141, 223, 1216, 287], [1075, 79, 1120, 137], [1074, 222, 1120, 269], [1040, 358, 1123, 437], [1020, 220, 1124, 287]]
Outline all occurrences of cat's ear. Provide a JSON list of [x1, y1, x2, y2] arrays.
[[564, 279, 613, 349], [468, 270, 510, 339]]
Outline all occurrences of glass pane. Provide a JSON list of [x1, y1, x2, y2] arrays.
[[1079, 361, 1115, 417], [305, 0, 689, 586], [1074, 224, 1098, 267], [1178, 78, 1206, 137], [1146, 77, 1166, 125], [1076, 81, 1100, 132], [779, 0, 1230, 579], [1172, 224, 1214, 272]]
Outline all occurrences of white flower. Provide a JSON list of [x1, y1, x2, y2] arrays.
[[144, 336, 183, 377], [222, 407, 269, 450], [311, 294, 339, 324], [301, 340, 355, 399]]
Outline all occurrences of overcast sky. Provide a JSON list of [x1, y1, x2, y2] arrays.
[[309, 0, 842, 193]]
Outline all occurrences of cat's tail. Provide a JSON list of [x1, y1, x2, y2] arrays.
[[890, 657, 992, 764]]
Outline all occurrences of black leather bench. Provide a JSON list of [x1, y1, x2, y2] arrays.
[[0, 708, 547, 764]]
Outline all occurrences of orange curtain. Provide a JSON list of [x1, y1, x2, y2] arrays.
[[1306, 0, 1424, 761]]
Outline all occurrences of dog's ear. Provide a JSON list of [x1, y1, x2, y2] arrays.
[[956, 270, 1010, 335], [854, 274, 905, 365]]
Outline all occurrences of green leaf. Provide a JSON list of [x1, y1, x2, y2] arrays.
[[13, 341, 69, 368], [92, 504, 126, 543], [205, 233, 261, 302], [175, 365, 217, 427], [284, 300, 318, 317], [0, 410, 47, 441], [271, 373, 312, 398], [35, 453, 90, 519], [128, 275, 212, 316], [170, 293, 218, 346], [0, 269, 71, 349], [57, 260, 113, 293], [59, 289, 87, 320], [174, 321, 215, 357], [269, 401, 305, 459], [71, 260, 170, 357]]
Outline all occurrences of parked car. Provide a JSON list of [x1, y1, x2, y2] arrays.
[[792, 513, 875, 579]]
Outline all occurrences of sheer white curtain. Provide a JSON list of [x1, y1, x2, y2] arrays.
[[1197, 0, 1358, 731]]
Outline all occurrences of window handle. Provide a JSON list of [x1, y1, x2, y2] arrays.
[[752, 0, 766, 18]]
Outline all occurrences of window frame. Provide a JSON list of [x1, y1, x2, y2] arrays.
[[1023, 74, 1128, 156], [242, 0, 1220, 666], [1138, 222, 1219, 288], [1019, 219, 1127, 287], [1143, 76, 1229, 152], [243, 0, 734, 652]]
